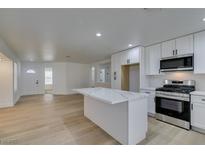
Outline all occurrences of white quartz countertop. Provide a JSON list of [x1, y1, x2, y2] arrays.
[[190, 91, 205, 96], [73, 88, 148, 104], [140, 87, 156, 91]]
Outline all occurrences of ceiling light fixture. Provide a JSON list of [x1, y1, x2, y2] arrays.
[[128, 44, 133, 47], [96, 33, 102, 37], [203, 18, 205, 21]]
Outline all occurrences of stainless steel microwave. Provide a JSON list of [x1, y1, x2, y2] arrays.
[[160, 54, 194, 72]]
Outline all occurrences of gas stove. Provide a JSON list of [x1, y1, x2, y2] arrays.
[[156, 80, 195, 94], [155, 80, 195, 130]]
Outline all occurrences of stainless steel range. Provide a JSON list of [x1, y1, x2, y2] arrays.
[[155, 80, 195, 130]]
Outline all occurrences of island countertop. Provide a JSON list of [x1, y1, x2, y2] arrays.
[[73, 87, 148, 105]]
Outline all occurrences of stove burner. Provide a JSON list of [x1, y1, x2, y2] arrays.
[[156, 82, 195, 94]]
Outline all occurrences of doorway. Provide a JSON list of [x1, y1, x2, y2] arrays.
[[121, 64, 140, 92], [45, 67, 53, 93]]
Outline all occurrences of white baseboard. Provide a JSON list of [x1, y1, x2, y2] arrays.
[[14, 95, 21, 104], [0, 103, 14, 108], [53, 91, 78, 95]]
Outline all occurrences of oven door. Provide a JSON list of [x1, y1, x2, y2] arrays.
[[155, 96, 190, 122]]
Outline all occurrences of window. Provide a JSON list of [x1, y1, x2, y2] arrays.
[[99, 68, 105, 83], [45, 67, 53, 85], [91, 66, 95, 82], [26, 69, 36, 74]]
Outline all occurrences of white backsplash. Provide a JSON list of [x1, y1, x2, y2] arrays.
[[148, 71, 205, 91]]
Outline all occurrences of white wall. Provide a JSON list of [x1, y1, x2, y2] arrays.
[[0, 38, 21, 105], [147, 72, 205, 91], [67, 62, 90, 94], [21, 62, 90, 96], [0, 61, 13, 107]]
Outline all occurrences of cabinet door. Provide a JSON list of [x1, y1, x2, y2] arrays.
[[129, 47, 140, 64], [161, 40, 175, 58], [175, 34, 193, 55], [120, 51, 128, 65], [194, 31, 205, 74], [148, 92, 156, 115], [191, 102, 205, 129], [144, 47, 150, 75], [145, 44, 161, 75], [140, 90, 156, 115], [112, 53, 122, 89], [111, 54, 117, 89]]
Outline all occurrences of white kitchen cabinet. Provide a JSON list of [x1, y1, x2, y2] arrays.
[[121, 47, 140, 65], [161, 34, 194, 58], [145, 44, 161, 75], [140, 89, 156, 116], [161, 40, 175, 58], [194, 31, 205, 74], [191, 93, 205, 131], [175, 34, 193, 55], [120, 51, 128, 65], [111, 53, 121, 89], [111, 47, 141, 90], [129, 47, 140, 64]]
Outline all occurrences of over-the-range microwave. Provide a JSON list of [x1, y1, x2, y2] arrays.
[[160, 54, 194, 72]]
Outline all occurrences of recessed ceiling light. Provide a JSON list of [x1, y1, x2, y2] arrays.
[[203, 18, 205, 21], [96, 33, 102, 37], [128, 44, 133, 47]]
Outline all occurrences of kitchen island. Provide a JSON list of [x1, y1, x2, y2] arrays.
[[73, 88, 148, 145]]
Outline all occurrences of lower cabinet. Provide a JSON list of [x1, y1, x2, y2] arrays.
[[191, 94, 205, 132], [140, 89, 156, 116]]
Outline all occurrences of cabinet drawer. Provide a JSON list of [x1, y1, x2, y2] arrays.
[[191, 95, 205, 104]]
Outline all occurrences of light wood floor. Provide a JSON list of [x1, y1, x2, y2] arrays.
[[0, 94, 205, 145]]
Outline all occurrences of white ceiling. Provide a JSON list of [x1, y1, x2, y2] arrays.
[[0, 8, 205, 63], [0, 52, 10, 61]]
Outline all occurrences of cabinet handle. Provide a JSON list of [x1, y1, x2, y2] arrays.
[[127, 59, 130, 64], [176, 49, 178, 55], [173, 50, 175, 55], [201, 99, 205, 101], [145, 92, 151, 94]]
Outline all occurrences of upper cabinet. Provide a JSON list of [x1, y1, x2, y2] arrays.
[[121, 47, 140, 65], [111, 53, 121, 89], [120, 51, 128, 65], [175, 35, 194, 55], [161, 34, 194, 58], [194, 31, 205, 74], [111, 47, 141, 89], [128, 47, 140, 64], [161, 40, 175, 58], [145, 43, 161, 75]]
